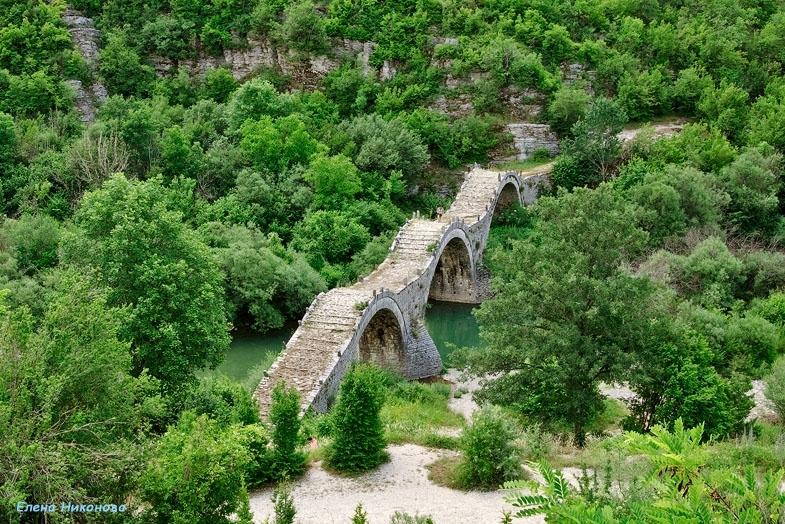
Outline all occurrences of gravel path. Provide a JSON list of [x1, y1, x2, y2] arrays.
[[249, 444, 541, 524]]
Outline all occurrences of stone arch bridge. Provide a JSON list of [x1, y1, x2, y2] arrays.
[[253, 165, 552, 417]]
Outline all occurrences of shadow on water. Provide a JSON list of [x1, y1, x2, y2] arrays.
[[424, 300, 483, 365]]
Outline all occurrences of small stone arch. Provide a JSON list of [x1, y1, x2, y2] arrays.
[[491, 178, 522, 222], [428, 230, 477, 303], [356, 299, 408, 374]]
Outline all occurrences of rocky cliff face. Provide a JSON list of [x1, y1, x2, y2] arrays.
[[62, 8, 106, 122]]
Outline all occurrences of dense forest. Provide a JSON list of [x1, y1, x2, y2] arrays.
[[1, 0, 785, 520]]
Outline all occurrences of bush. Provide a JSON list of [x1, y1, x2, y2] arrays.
[[324, 362, 389, 472], [457, 405, 522, 490], [764, 358, 785, 422], [269, 382, 307, 479]]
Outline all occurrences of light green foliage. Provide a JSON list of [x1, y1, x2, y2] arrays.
[[1, 213, 60, 273], [717, 145, 783, 235], [63, 174, 230, 393], [225, 79, 299, 134], [0, 274, 159, 517], [202, 67, 239, 103], [389, 512, 435, 524], [325, 362, 388, 472], [352, 503, 370, 524], [291, 209, 371, 266], [457, 405, 522, 490], [764, 357, 785, 422], [616, 67, 669, 121], [698, 82, 750, 143], [304, 153, 362, 210], [240, 115, 323, 172], [278, 0, 328, 53], [628, 178, 686, 245], [461, 185, 651, 446], [748, 80, 785, 152], [265, 483, 297, 524], [505, 420, 785, 522], [546, 85, 589, 136], [99, 31, 155, 97], [139, 411, 254, 524]]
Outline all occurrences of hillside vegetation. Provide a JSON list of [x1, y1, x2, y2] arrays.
[[1, 0, 785, 521]]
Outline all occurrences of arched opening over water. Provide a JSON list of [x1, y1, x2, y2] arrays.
[[492, 181, 521, 222], [429, 236, 476, 303], [358, 308, 407, 374]]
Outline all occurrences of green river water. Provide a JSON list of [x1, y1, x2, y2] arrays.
[[215, 302, 482, 383]]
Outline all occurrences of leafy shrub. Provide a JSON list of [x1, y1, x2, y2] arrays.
[[324, 362, 389, 472], [389, 512, 435, 524], [269, 381, 306, 479], [764, 357, 785, 422], [457, 405, 522, 489]]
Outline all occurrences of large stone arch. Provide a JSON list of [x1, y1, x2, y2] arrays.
[[428, 229, 477, 303], [491, 177, 522, 222], [356, 297, 408, 374]]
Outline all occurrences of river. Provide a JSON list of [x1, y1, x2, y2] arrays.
[[215, 301, 483, 384]]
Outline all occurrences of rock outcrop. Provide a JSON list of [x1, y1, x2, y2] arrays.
[[62, 8, 107, 122]]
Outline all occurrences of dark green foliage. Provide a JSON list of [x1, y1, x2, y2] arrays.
[[553, 98, 628, 189], [461, 185, 652, 446], [457, 405, 522, 490], [717, 145, 783, 235], [626, 328, 753, 438], [336, 114, 429, 181], [269, 381, 306, 479], [278, 0, 328, 53], [204, 223, 326, 332], [99, 31, 155, 97], [139, 411, 254, 524], [63, 175, 230, 394], [325, 362, 389, 472], [184, 374, 262, 427], [0, 273, 160, 518]]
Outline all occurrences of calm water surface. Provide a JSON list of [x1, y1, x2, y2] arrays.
[[214, 321, 297, 382], [218, 301, 483, 382], [424, 300, 483, 365]]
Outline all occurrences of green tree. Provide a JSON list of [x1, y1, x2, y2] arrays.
[[553, 97, 628, 188], [0, 273, 159, 518], [304, 153, 362, 210], [763, 357, 785, 421], [325, 362, 388, 472], [99, 31, 155, 97], [139, 411, 254, 524], [717, 145, 783, 235], [62, 174, 230, 394], [546, 84, 589, 136], [457, 405, 522, 490], [336, 114, 429, 181], [268, 381, 306, 479], [278, 0, 328, 53], [459, 185, 651, 446]]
